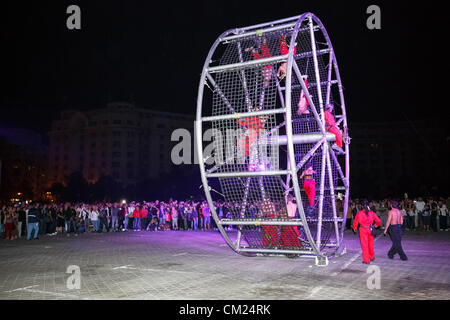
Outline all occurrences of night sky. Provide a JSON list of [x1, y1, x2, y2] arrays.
[[1, 0, 446, 132]]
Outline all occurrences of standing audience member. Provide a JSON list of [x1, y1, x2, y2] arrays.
[[384, 200, 408, 261], [26, 203, 41, 240], [439, 201, 448, 231]]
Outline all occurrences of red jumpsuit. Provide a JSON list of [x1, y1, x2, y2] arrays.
[[303, 178, 315, 207], [279, 34, 297, 55], [352, 210, 381, 263], [252, 41, 272, 87], [261, 207, 278, 248], [237, 116, 264, 156], [251, 41, 272, 67], [324, 110, 343, 148], [280, 204, 300, 248]]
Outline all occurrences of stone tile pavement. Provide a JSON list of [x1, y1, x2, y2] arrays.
[[0, 229, 449, 300]]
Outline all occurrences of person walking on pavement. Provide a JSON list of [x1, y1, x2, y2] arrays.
[[384, 200, 408, 261]]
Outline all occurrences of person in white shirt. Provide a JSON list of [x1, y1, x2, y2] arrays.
[[90, 206, 99, 232], [438, 201, 448, 231], [415, 197, 425, 229]]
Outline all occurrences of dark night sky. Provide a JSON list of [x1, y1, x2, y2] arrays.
[[1, 0, 446, 132]]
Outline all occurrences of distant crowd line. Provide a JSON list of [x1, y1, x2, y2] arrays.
[[0, 196, 448, 241]]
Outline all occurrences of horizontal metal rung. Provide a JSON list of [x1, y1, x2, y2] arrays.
[[264, 133, 334, 145], [280, 80, 338, 91], [238, 248, 315, 255], [207, 48, 331, 74], [201, 108, 285, 122], [222, 24, 320, 42], [305, 218, 344, 222], [219, 219, 303, 226], [206, 170, 290, 178]]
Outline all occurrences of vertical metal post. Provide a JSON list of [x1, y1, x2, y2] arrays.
[[237, 42, 253, 112], [325, 50, 334, 106], [325, 142, 340, 244], [308, 15, 327, 249], [285, 13, 322, 257], [331, 48, 350, 245], [196, 30, 243, 254]]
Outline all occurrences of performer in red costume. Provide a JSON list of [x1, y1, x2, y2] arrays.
[[352, 201, 381, 264], [236, 112, 267, 159], [280, 195, 301, 248], [300, 164, 316, 216], [246, 37, 272, 88], [324, 104, 344, 154], [260, 198, 278, 248]]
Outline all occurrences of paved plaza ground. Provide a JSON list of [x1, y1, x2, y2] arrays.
[[0, 228, 449, 300]]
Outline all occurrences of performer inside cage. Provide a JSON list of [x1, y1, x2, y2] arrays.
[[352, 201, 381, 264], [236, 105, 268, 170], [276, 34, 312, 116], [297, 76, 311, 116], [245, 37, 272, 88], [300, 163, 316, 217], [277, 34, 297, 80], [280, 195, 301, 248], [260, 197, 278, 248], [324, 104, 344, 154]]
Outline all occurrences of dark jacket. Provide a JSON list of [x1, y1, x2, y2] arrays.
[[28, 208, 42, 223]]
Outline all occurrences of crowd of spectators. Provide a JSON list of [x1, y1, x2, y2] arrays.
[[1, 196, 449, 241], [344, 197, 449, 232], [0, 200, 236, 241]]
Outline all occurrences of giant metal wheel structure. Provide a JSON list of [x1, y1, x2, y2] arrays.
[[196, 13, 350, 266]]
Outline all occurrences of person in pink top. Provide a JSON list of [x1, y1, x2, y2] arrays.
[[324, 104, 344, 154], [352, 201, 381, 264]]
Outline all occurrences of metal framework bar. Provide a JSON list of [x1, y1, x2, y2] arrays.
[[309, 15, 327, 250], [280, 79, 338, 91], [236, 41, 253, 112], [218, 219, 304, 226], [292, 61, 327, 136], [329, 146, 348, 189], [295, 137, 325, 171], [325, 50, 334, 106], [284, 12, 322, 257], [196, 29, 242, 254], [207, 49, 331, 74], [206, 73, 236, 114], [206, 170, 290, 178], [309, 13, 350, 248], [201, 108, 285, 122], [236, 15, 301, 32], [223, 23, 320, 42], [265, 133, 334, 146], [325, 142, 340, 244], [238, 248, 314, 255]]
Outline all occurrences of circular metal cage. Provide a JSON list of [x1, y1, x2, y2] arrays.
[[196, 13, 350, 265]]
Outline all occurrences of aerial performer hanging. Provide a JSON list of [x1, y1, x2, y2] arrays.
[[324, 104, 344, 154], [299, 163, 316, 217], [276, 34, 311, 116], [246, 36, 272, 88]]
